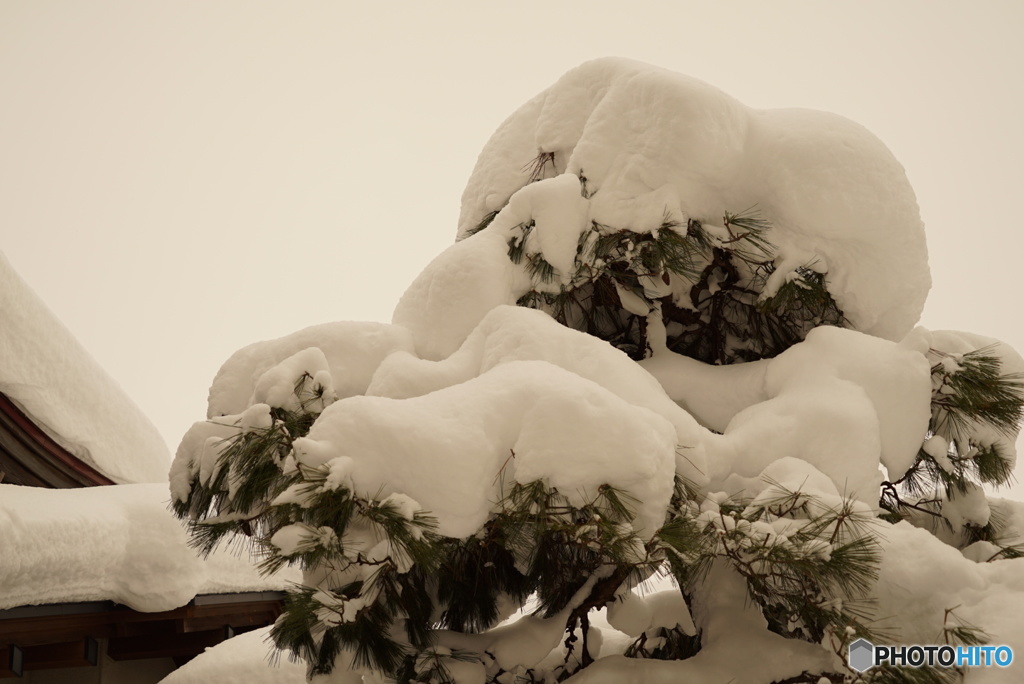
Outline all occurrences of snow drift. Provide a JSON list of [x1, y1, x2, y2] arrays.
[[0, 483, 299, 612]]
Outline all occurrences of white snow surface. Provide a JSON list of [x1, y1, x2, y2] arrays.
[[301, 359, 677, 539], [0, 252, 170, 483], [0, 483, 299, 612], [453, 57, 929, 342], [207, 320, 414, 418], [606, 588, 695, 638], [369, 305, 709, 488], [392, 229, 530, 361], [643, 324, 933, 505], [565, 563, 834, 684], [872, 522, 1024, 684], [159, 626, 306, 684]]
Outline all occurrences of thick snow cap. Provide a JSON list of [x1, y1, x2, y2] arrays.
[[455, 57, 930, 342], [0, 483, 298, 611]]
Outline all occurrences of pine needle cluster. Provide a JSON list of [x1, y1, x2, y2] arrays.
[[170, 391, 317, 554], [622, 624, 701, 662], [171, 372, 892, 683], [425, 475, 663, 672], [490, 181, 845, 364], [880, 347, 1024, 555], [172, 376, 442, 678], [656, 481, 882, 668], [173, 376, 686, 682]]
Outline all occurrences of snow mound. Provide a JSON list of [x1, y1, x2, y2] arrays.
[[873, 522, 1024, 684], [369, 305, 709, 487], [298, 360, 677, 539], [159, 626, 306, 684], [0, 483, 299, 612], [454, 57, 929, 342], [643, 325, 933, 505], [567, 563, 833, 684], [208, 320, 414, 418], [606, 588, 695, 638], [0, 252, 170, 483]]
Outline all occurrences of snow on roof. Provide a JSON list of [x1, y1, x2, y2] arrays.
[[0, 483, 299, 612], [0, 251, 170, 483]]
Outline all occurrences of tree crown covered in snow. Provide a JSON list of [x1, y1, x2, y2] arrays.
[[171, 59, 1024, 684]]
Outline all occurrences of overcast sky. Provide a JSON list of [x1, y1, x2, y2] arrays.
[[2, 2, 1023, 491]]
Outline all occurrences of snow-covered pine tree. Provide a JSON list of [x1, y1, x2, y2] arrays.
[[170, 59, 1024, 684]]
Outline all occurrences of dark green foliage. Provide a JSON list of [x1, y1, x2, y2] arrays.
[[493, 481, 652, 618], [880, 347, 1024, 552], [506, 221, 533, 264], [273, 583, 409, 675], [171, 402, 315, 557], [662, 213, 843, 364], [257, 467, 446, 676], [524, 151, 558, 183], [940, 607, 987, 648], [435, 525, 532, 633], [931, 348, 1024, 442], [491, 184, 846, 364], [703, 487, 879, 646]]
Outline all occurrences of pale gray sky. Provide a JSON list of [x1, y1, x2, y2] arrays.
[[2, 2, 1023, 491]]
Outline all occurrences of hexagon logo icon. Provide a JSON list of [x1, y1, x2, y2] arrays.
[[848, 638, 875, 673]]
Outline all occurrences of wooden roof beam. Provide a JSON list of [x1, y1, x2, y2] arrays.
[[1, 638, 100, 677], [22, 637, 98, 672]]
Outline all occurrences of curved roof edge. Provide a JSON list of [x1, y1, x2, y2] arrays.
[[0, 392, 114, 487]]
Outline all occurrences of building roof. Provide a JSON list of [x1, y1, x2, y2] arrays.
[[0, 483, 300, 676], [0, 253, 298, 677], [0, 391, 114, 487], [0, 252, 170, 484]]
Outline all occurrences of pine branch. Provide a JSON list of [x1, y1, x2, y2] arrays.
[[523, 151, 557, 183], [880, 344, 1024, 544]]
